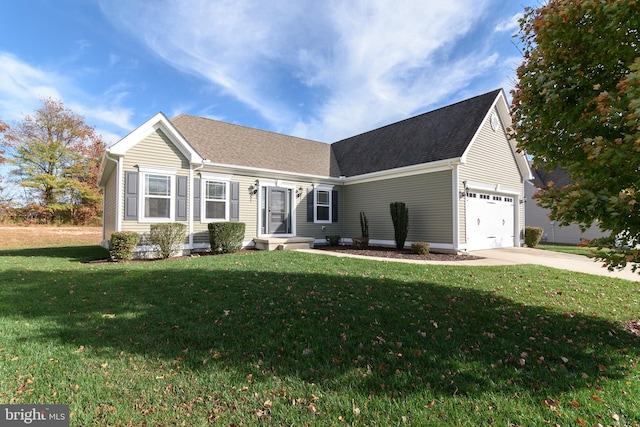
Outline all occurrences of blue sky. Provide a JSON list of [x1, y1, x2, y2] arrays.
[[0, 0, 539, 145]]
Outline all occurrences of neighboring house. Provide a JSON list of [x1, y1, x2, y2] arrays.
[[526, 165, 608, 244], [98, 89, 532, 255]]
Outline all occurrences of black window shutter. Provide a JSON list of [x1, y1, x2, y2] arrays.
[[307, 188, 314, 222], [176, 175, 188, 221], [332, 190, 339, 223], [230, 181, 240, 221], [124, 171, 138, 221], [193, 178, 201, 221]]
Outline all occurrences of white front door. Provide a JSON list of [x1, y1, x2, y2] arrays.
[[466, 192, 515, 251]]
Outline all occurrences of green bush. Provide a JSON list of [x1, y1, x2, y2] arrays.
[[352, 237, 369, 250], [325, 235, 341, 246], [110, 231, 140, 261], [524, 226, 544, 247], [411, 242, 430, 255], [390, 202, 409, 250], [360, 211, 369, 238], [208, 222, 246, 253], [149, 223, 187, 258]]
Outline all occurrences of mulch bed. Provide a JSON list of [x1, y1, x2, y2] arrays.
[[315, 245, 481, 261]]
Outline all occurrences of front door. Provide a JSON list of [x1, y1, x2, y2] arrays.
[[261, 187, 293, 235]]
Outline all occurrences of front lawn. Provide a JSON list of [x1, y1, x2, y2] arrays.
[[538, 243, 596, 257], [0, 245, 638, 426]]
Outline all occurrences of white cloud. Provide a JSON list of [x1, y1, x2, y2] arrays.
[[495, 12, 522, 33], [0, 51, 134, 140], [0, 53, 62, 120], [99, 0, 521, 141]]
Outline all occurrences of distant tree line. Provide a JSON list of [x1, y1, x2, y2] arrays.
[[0, 98, 105, 225]]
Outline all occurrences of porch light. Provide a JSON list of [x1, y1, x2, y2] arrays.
[[249, 180, 259, 196], [296, 186, 303, 198]]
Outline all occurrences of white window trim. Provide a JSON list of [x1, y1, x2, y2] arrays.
[[200, 173, 231, 223], [138, 165, 177, 223], [314, 184, 334, 224]]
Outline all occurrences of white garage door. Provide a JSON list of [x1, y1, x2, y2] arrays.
[[466, 192, 515, 251]]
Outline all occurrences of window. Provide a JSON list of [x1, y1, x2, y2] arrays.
[[314, 185, 333, 223], [144, 174, 172, 219], [204, 180, 228, 220], [316, 190, 330, 221]]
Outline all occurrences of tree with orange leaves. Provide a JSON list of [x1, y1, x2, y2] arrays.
[[511, 0, 640, 272], [0, 98, 105, 224]]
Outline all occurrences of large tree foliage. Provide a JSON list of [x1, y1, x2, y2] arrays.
[[1, 98, 105, 224], [511, 0, 640, 272]]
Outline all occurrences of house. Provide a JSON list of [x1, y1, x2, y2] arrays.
[[525, 165, 608, 244], [98, 89, 532, 255]]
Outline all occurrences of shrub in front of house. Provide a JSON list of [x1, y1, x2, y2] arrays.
[[208, 222, 246, 253], [352, 237, 369, 250], [352, 211, 370, 250], [325, 235, 341, 246], [149, 223, 187, 258], [390, 202, 409, 249], [110, 231, 140, 261], [411, 242, 430, 255], [524, 226, 544, 247]]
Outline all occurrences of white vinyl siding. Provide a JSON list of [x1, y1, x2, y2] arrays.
[[458, 107, 525, 246]]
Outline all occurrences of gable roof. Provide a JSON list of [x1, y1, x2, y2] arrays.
[[99, 112, 203, 187], [530, 163, 573, 188], [170, 115, 341, 177], [331, 89, 503, 177]]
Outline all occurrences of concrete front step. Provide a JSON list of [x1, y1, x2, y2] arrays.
[[253, 237, 315, 251]]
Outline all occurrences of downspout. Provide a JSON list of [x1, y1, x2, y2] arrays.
[[340, 175, 346, 244], [191, 162, 205, 249], [451, 162, 460, 253], [102, 152, 124, 233], [516, 182, 524, 247]]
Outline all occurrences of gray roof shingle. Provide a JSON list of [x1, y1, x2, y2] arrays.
[[331, 89, 501, 176], [170, 114, 341, 177], [170, 89, 502, 178]]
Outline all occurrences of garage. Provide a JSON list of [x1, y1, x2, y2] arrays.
[[465, 192, 515, 251]]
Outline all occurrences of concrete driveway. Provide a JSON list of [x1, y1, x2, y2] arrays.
[[299, 247, 638, 282], [469, 247, 638, 282]]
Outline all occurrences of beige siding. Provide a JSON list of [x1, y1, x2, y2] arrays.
[[296, 184, 344, 239], [458, 108, 525, 244], [343, 171, 453, 245], [525, 181, 607, 244], [192, 174, 259, 245], [121, 129, 190, 235], [103, 167, 117, 240], [193, 176, 344, 245]]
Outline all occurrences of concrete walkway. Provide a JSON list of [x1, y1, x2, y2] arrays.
[[298, 247, 638, 282]]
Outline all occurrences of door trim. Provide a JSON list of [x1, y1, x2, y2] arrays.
[[257, 180, 297, 238]]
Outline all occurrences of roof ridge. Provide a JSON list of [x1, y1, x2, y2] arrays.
[[172, 113, 327, 145], [333, 89, 501, 144]]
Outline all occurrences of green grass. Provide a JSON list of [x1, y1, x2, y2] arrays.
[[1, 246, 639, 426], [537, 243, 596, 257]]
